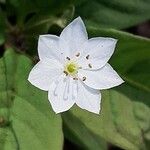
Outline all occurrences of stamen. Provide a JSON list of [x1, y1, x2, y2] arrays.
[[63, 71, 68, 76], [86, 55, 90, 59], [76, 52, 80, 57], [66, 57, 70, 60], [83, 77, 86, 81], [73, 77, 78, 80], [88, 63, 92, 68]]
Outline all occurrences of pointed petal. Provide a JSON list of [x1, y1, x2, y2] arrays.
[[28, 59, 63, 91], [78, 37, 117, 70], [60, 17, 88, 57], [76, 81, 101, 114], [48, 76, 75, 113], [78, 63, 124, 90], [38, 34, 64, 62]]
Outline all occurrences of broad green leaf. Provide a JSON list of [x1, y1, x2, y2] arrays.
[[7, 0, 75, 26], [63, 114, 107, 150], [0, 127, 18, 149], [63, 87, 150, 150], [63, 28, 150, 149], [0, 49, 63, 150], [75, 0, 150, 29], [24, 6, 74, 33]]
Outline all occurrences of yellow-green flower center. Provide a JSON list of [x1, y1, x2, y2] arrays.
[[65, 62, 78, 76]]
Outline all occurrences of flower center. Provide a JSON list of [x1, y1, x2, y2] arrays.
[[67, 63, 76, 73], [64, 62, 78, 76], [63, 53, 90, 81]]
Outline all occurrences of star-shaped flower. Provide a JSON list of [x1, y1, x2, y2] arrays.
[[28, 17, 124, 114]]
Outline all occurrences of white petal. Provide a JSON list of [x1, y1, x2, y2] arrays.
[[59, 17, 88, 57], [38, 34, 64, 62], [78, 37, 117, 70], [76, 81, 101, 114], [48, 76, 75, 113], [28, 59, 63, 91], [78, 63, 124, 90]]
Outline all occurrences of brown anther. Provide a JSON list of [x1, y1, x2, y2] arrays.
[[66, 57, 70, 60], [82, 77, 86, 81], [76, 52, 80, 57], [88, 63, 92, 68], [63, 71, 68, 76], [86, 55, 90, 59], [73, 77, 78, 80]]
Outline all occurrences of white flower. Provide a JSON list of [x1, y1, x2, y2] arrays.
[[28, 17, 124, 114]]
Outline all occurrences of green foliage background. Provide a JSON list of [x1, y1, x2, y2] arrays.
[[0, 0, 150, 149]]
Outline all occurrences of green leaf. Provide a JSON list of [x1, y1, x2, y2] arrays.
[[75, 0, 150, 29], [63, 28, 150, 149], [24, 5, 75, 32], [7, 0, 75, 26], [63, 113, 107, 150], [63, 87, 150, 150], [0, 49, 63, 149]]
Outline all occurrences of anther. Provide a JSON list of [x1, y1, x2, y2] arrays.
[[86, 55, 90, 59], [63, 71, 68, 76], [66, 57, 70, 60], [88, 63, 92, 68], [76, 52, 80, 57], [73, 77, 78, 80], [82, 77, 86, 81]]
